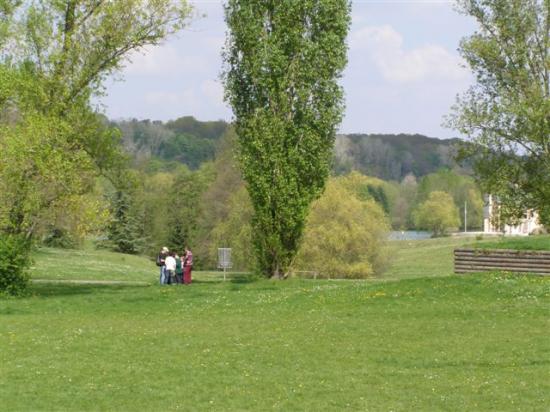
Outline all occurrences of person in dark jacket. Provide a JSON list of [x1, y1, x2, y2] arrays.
[[175, 252, 184, 284]]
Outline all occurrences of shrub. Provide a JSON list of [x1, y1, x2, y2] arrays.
[[42, 228, 77, 249], [0, 234, 31, 296], [293, 180, 391, 279], [413, 191, 460, 237]]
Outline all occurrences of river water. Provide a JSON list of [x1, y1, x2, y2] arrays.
[[389, 231, 432, 240]]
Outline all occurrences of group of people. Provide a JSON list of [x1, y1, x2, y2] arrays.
[[156, 246, 193, 285]]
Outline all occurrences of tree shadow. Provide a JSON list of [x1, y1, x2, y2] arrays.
[[230, 273, 260, 284], [29, 282, 150, 298]]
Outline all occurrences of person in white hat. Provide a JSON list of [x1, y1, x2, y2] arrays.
[[156, 247, 169, 284]]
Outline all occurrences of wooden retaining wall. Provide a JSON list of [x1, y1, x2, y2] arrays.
[[454, 248, 550, 275]]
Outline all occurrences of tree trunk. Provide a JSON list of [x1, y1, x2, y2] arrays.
[[270, 262, 282, 279]]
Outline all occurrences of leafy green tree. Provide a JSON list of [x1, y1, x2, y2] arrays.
[[0, 233, 30, 296], [166, 163, 215, 261], [448, 0, 550, 226], [195, 127, 245, 268], [0, 1, 18, 46], [0, 1, 192, 294], [416, 169, 484, 230], [139, 171, 174, 255], [209, 187, 254, 271], [413, 191, 460, 237], [107, 190, 146, 254], [390, 174, 418, 230], [223, 0, 351, 278], [335, 171, 393, 214], [1, 1, 193, 239], [293, 180, 390, 279]]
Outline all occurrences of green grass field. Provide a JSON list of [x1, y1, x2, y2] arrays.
[[471, 235, 550, 251], [1, 238, 549, 410]]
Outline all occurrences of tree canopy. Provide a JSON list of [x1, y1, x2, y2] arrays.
[[449, 0, 550, 226], [414, 191, 460, 237]]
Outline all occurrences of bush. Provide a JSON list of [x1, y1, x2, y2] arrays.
[[293, 180, 391, 279], [413, 191, 460, 237], [42, 228, 77, 249], [0, 234, 31, 296]]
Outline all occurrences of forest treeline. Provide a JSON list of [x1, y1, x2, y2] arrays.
[[115, 116, 470, 181], [114, 116, 229, 171], [334, 133, 470, 180]]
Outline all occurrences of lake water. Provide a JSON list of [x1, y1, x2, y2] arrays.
[[389, 231, 432, 241]]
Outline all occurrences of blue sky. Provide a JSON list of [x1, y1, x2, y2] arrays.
[[102, 1, 477, 139]]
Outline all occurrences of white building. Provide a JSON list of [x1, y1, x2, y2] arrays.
[[483, 194, 543, 236]]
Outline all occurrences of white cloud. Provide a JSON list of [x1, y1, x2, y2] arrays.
[[350, 25, 469, 83], [124, 44, 209, 76]]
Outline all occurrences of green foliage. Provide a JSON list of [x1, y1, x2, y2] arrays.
[[195, 128, 246, 268], [336, 171, 393, 215], [0, 234, 30, 295], [414, 191, 460, 237], [158, 133, 216, 170], [224, 0, 351, 277], [115, 117, 228, 170], [42, 228, 77, 249], [294, 180, 390, 278], [166, 163, 216, 259], [449, 0, 550, 227], [166, 116, 228, 140], [390, 174, 418, 230], [209, 187, 254, 271], [106, 190, 145, 254], [417, 169, 484, 230], [473, 235, 550, 251], [0, 1, 193, 292]]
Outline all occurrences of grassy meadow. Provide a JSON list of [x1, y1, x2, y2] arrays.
[[1, 237, 549, 411]]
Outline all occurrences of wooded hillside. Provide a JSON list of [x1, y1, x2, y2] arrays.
[[115, 117, 468, 180], [334, 133, 469, 180], [114, 117, 229, 170]]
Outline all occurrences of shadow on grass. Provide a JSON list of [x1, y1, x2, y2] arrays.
[[230, 273, 260, 284], [29, 282, 149, 298]]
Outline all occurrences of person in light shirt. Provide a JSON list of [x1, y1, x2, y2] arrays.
[[164, 251, 177, 285]]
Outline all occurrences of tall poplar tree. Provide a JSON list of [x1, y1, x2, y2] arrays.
[[223, 1, 351, 278]]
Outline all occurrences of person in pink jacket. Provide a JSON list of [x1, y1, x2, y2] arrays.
[[183, 246, 193, 285]]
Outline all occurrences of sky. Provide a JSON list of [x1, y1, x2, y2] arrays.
[[101, 0, 478, 139]]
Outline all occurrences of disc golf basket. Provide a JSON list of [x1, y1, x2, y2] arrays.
[[217, 248, 232, 281]]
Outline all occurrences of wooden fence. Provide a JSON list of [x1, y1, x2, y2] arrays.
[[454, 248, 550, 275]]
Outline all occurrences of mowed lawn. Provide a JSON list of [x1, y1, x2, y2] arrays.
[[0, 240, 548, 411]]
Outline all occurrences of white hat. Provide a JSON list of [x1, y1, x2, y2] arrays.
[[162, 246, 169, 252]]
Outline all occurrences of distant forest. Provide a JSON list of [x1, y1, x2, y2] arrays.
[[114, 116, 469, 181], [113, 116, 229, 170], [333, 134, 469, 181]]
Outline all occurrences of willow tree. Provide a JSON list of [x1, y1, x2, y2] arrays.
[[223, 1, 351, 278], [448, 0, 550, 226]]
